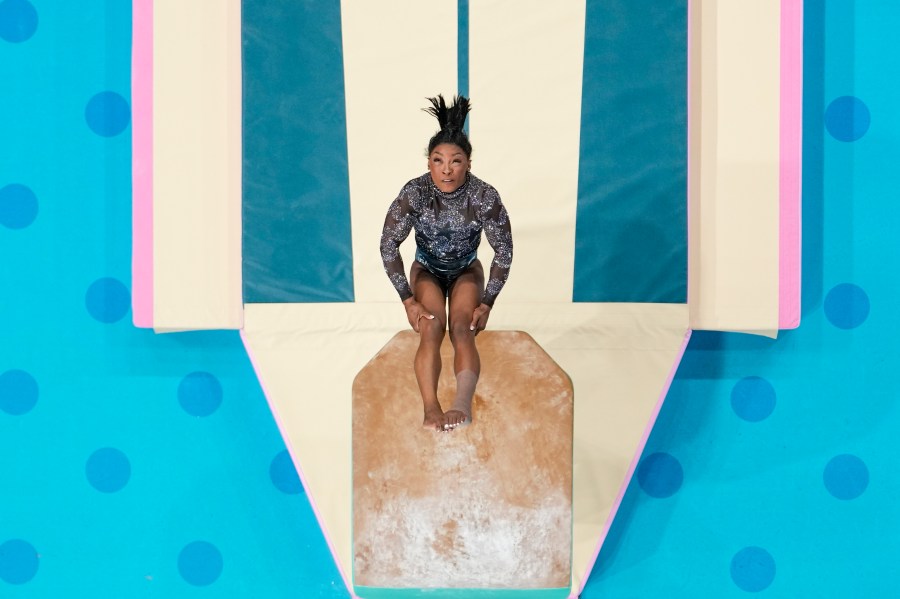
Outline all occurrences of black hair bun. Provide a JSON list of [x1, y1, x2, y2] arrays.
[[423, 94, 471, 133]]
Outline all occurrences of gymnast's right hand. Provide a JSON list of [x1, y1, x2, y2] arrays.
[[402, 297, 434, 332]]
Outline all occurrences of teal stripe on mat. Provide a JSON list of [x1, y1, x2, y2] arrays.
[[242, 0, 354, 302], [458, 0, 469, 104], [574, 0, 687, 303]]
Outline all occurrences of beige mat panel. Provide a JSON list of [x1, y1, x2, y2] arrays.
[[469, 0, 586, 303], [341, 0, 458, 303], [241, 302, 688, 592], [153, 0, 242, 330], [689, 0, 780, 333]]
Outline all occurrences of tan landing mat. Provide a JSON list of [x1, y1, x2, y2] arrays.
[[352, 331, 573, 589]]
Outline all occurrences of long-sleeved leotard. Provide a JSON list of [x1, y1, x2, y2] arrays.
[[380, 173, 513, 307]]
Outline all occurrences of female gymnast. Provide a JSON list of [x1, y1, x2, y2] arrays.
[[380, 94, 513, 432]]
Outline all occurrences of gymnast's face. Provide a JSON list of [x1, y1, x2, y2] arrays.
[[428, 143, 470, 193]]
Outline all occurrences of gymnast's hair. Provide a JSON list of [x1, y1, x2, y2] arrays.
[[423, 94, 472, 158]]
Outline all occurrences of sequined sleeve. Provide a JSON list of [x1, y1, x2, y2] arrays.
[[478, 186, 513, 306], [379, 185, 416, 301]]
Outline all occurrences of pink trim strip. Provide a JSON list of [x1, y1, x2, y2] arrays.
[[576, 329, 693, 596], [779, 0, 803, 329], [131, 0, 154, 328], [239, 331, 356, 597]]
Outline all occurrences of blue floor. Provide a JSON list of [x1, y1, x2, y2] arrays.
[[0, 3, 345, 597], [2, 2, 898, 598], [585, 3, 900, 597]]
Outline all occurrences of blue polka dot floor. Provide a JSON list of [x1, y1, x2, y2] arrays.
[[2, 2, 898, 598], [584, 4, 900, 596], [0, 2, 344, 597]]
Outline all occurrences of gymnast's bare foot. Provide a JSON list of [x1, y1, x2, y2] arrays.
[[423, 403, 445, 431], [442, 409, 470, 431]]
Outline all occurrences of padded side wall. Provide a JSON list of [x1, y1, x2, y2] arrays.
[[152, 0, 242, 329]]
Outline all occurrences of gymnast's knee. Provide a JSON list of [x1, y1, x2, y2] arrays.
[[448, 320, 474, 346], [418, 314, 446, 343]]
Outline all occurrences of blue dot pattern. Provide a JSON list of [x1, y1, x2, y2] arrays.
[[85, 447, 131, 493], [823, 454, 869, 500], [824, 283, 870, 329], [178, 541, 223, 586], [730, 546, 776, 592], [178, 371, 223, 417], [0, 369, 38, 415], [730, 376, 776, 422], [270, 450, 303, 495], [0, 183, 38, 229], [0, 4, 347, 597], [825, 96, 870, 142], [0, 0, 38, 43], [583, 5, 900, 597], [84, 91, 130, 137], [84, 277, 130, 323], [637, 452, 683, 498], [0, 539, 39, 585]]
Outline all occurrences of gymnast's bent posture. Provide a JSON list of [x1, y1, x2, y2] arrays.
[[380, 94, 513, 432]]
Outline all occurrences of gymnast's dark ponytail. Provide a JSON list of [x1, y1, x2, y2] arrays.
[[424, 94, 472, 158]]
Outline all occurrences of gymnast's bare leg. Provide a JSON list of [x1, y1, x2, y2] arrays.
[[406, 261, 448, 431], [444, 259, 486, 430]]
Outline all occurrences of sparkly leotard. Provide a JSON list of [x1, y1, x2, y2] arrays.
[[380, 172, 513, 306]]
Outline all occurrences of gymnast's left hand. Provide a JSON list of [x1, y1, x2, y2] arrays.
[[469, 303, 491, 335]]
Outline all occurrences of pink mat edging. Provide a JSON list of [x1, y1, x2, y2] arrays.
[[779, 0, 803, 329], [131, 0, 153, 328], [239, 330, 358, 598], [575, 328, 693, 596]]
